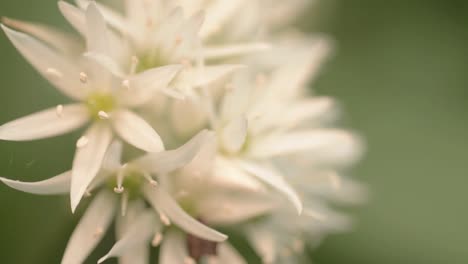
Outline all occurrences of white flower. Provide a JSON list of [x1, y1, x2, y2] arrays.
[[0, 130, 227, 264], [61, 0, 245, 97], [0, 3, 185, 212]]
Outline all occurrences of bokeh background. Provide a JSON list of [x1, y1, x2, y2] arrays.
[[1, 0, 467, 263]]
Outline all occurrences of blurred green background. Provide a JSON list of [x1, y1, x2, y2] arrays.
[[1, 0, 467, 263]]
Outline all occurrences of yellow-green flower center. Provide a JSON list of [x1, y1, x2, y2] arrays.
[[86, 92, 116, 120], [136, 51, 168, 73], [106, 171, 144, 200]]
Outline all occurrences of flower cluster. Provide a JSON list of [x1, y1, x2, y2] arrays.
[[0, 0, 364, 263]]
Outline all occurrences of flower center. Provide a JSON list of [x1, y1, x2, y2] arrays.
[[136, 50, 169, 73], [86, 92, 116, 120], [107, 170, 145, 200]]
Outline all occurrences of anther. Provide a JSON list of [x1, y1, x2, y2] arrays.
[[160, 213, 171, 226], [98, 111, 110, 120], [76, 136, 89, 148], [180, 59, 192, 68], [255, 73, 267, 86], [130, 56, 139, 75], [122, 79, 131, 90], [84, 189, 92, 197], [143, 172, 158, 187], [175, 36, 183, 46], [46, 68, 63, 78], [56, 105, 64, 117], [293, 239, 305, 253], [79, 72, 88, 84], [114, 186, 125, 194], [151, 233, 163, 247]]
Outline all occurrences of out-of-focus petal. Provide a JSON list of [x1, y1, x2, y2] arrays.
[[58, 1, 86, 35], [75, 0, 128, 34], [143, 185, 227, 242], [102, 140, 123, 172], [200, 0, 246, 38], [61, 190, 116, 264], [0, 104, 89, 141], [237, 160, 303, 214], [216, 243, 247, 264], [204, 43, 271, 59], [111, 109, 164, 153], [71, 123, 113, 212], [159, 231, 189, 264], [0, 171, 71, 195], [220, 116, 248, 154]]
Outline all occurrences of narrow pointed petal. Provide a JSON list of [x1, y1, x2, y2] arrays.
[[249, 130, 363, 164], [75, 0, 128, 34], [119, 65, 182, 107], [204, 43, 271, 59], [246, 228, 276, 264], [216, 243, 247, 264], [211, 157, 264, 192], [133, 130, 214, 175], [61, 190, 116, 264], [220, 116, 248, 154], [102, 140, 123, 171], [2, 17, 81, 54], [159, 231, 189, 264], [83, 51, 126, 78], [98, 211, 155, 263], [111, 110, 164, 153], [58, 1, 86, 35], [237, 160, 303, 214], [0, 171, 71, 195], [200, 0, 246, 38], [0, 104, 89, 141], [85, 2, 109, 55], [1, 25, 84, 99], [143, 185, 227, 242], [71, 123, 113, 212], [194, 65, 245, 87]]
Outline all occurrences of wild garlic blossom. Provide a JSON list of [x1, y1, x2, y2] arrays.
[[0, 0, 365, 263], [0, 130, 228, 264]]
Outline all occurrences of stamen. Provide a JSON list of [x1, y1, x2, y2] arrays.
[[143, 172, 158, 187], [79, 72, 88, 84], [255, 73, 267, 86], [176, 189, 189, 199], [76, 136, 89, 148], [114, 186, 125, 194], [56, 104, 64, 117], [183, 257, 196, 264], [93, 227, 104, 238], [98, 111, 110, 120], [130, 56, 139, 75], [84, 189, 92, 197], [114, 166, 126, 194], [46, 68, 63, 78], [160, 212, 171, 226], [180, 59, 192, 68], [151, 232, 163, 247], [121, 191, 129, 216], [175, 36, 183, 46]]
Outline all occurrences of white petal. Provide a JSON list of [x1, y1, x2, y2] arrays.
[[236, 160, 303, 214], [194, 65, 245, 87], [249, 130, 363, 163], [98, 210, 155, 263], [83, 51, 126, 77], [61, 190, 116, 264], [246, 227, 277, 264], [75, 0, 128, 34], [0, 171, 71, 195], [210, 157, 264, 192], [200, 0, 246, 38], [59, 1, 86, 35], [170, 97, 208, 139], [85, 2, 110, 56], [1, 25, 84, 99], [220, 116, 248, 154], [198, 192, 274, 225], [159, 231, 189, 264], [143, 185, 227, 242], [102, 140, 123, 171], [0, 104, 89, 141], [119, 65, 182, 107], [216, 243, 246, 264], [71, 123, 113, 212], [111, 109, 164, 153], [133, 130, 214, 175], [2, 17, 81, 54], [204, 43, 271, 59]]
